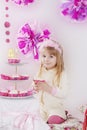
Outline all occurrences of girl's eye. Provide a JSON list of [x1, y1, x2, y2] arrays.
[[42, 55, 46, 58], [50, 55, 53, 58]]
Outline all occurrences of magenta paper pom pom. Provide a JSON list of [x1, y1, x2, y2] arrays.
[[17, 23, 50, 59], [61, 0, 87, 21], [12, 0, 34, 5]]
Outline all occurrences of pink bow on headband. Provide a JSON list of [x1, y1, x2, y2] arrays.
[[38, 40, 62, 54]]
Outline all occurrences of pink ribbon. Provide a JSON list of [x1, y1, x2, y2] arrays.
[[1, 111, 40, 130], [14, 112, 40, 130]]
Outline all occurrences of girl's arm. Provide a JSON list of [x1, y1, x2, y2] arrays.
[[33, 71, 69, 98], [51, 71, 69, 98], [33, 80, 52, 93]]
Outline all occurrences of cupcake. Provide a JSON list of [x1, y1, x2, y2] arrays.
[[8, 59, 20, 64], [18, 90, 28, 97], [8, 90, 18, 97], [0, 90, 8, 96], [8, 48, 20, 64]]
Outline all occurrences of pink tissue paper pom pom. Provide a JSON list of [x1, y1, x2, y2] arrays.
[[17, 22, 50, 59], [61, 0, 87, 21]]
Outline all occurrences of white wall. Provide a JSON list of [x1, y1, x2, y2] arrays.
[[0, 0, 87, 121]]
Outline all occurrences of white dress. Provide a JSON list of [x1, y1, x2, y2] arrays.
[[34, 68, 69, 122]]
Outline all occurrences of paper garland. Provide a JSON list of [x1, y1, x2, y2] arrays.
[[4, 0, 11, 43], [12, 0, 34, 5]]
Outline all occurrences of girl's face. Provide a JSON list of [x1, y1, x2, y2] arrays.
[[40, 50, 57, 70]]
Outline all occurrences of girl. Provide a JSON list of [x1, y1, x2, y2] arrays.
[[33, 39, 68, 125]]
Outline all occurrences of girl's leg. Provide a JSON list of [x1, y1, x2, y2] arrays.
[[47, 115, 66, 124]]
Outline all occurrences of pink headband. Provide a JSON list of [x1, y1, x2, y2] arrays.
[[39, 40, 62, 54]]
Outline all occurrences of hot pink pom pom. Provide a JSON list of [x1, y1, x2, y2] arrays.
[[61, 0, 87, 21], [17, 23, 50, 59]]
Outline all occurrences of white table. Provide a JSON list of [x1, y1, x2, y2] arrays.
[[0, 97, 82, 130], [0, 96, 39, 112], [0, 96, 50, 130]]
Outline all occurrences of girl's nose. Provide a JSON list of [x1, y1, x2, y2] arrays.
[[45, 57, 49, 61]]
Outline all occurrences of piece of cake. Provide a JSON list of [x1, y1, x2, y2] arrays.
[[0, 90, 8, 96], [11, 75, 19, 80], [18, 90, 28, 97], [8, 90, 18, 97]]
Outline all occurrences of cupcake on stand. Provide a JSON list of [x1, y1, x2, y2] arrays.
[[8, 48, 20, 64], [0, 89, 8, 96], [8, 89, 19, 97], [7, 48, 20, 97]]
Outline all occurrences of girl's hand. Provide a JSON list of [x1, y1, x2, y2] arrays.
[[33, 80, 52, 93]]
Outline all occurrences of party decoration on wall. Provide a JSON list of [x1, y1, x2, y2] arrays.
[[4, 0, 11, 43], [12, 0, 34, 5], [61, 0, 87, 21], [4, 21, 11, 28], [17, 23, 50, 59]]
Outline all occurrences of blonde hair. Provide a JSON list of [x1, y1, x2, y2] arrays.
[[37, 40, 64, 86]]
